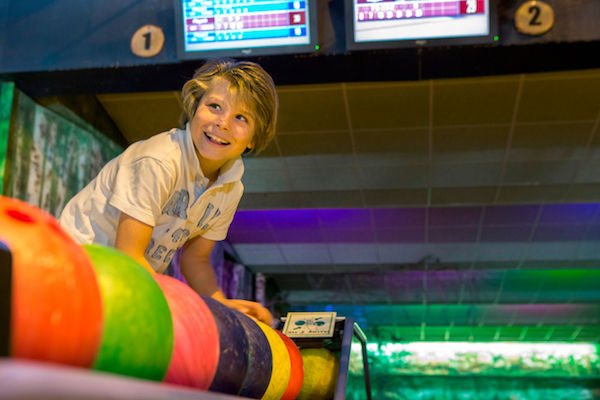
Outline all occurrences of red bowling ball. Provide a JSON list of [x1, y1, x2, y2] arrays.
[[153, 274, 220, 390]]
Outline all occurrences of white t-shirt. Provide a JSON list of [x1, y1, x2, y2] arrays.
[[59, 126, 244, 273]]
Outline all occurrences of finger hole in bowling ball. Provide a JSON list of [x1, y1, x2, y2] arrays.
[[6, 209, 35, 223]]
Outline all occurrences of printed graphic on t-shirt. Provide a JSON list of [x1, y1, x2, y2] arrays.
[[146, 197, 222, 268], [146, 238, 177, 265], [162, 189, 189, 218], [196, 203, 222, 230]]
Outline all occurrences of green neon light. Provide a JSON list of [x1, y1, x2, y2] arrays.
[[352, 341, 600, 378]]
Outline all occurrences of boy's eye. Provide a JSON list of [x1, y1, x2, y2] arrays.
[[208, 103, 221, 110], [235, 114, 248, 122]]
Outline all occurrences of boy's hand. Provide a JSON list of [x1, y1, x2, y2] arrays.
[[179, 238, 274, 325], [220, 298, 274, 327]]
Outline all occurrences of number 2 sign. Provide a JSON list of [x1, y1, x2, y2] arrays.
[[514, 1, 554, 36], [131, 25, 165, 58]]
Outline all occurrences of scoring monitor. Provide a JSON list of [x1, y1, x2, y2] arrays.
[[175, 0, 318, 59], [346, 0, 496, 50]]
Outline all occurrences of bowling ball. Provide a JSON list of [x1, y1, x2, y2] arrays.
[[202, 296, 249, 395], [256, 320, 290, 400], [234, 312, 272, 399], [0, 196, 102, 367], [276, 331, 303, 400], [153, 274, 219, 389], [84, 244, 173, 381], [297, 348, 339, 400]]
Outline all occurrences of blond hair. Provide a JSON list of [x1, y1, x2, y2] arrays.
[[180, 59, 278, 154]]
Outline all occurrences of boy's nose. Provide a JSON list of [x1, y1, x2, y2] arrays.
[[215, 116, 229, 130]]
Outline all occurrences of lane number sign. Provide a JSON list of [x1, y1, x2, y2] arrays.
[[515, 1, 555, 36], [131, 25, 165, 58]]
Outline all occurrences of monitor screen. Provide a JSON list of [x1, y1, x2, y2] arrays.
[[346, 0, 496, 50], [175, 0, 318, 59]]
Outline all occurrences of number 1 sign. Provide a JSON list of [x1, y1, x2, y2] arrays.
[[131, 24, 165, 58]]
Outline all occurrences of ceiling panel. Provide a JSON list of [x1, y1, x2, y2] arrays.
[[354, 128, 429, 156], [432, 76, 520, 126], [97, 91, 181, 143], [276, 85, 347, 133], [565, 183, 600, 202], [240, 168, 292, 192], [517, 74, 600, 122], [277, 131, 354, 156], [430, 186, 497, 205], [509, 122, 592, 162], [289, 165, 361, 191], [575, 157, 600, 183], [432, 162, 503, 187], [432, 125, 509, 164], [364, 188, 429, 207], [346, 82, 430, 129], [495, 184, 571, 203], [236, 191, 308, 209], [296, 190, 365, 208]]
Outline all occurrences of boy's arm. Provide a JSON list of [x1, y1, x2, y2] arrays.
[[113, 212, 273, 325], [114, 211, 155, 272], [181, 235, 273, 326]]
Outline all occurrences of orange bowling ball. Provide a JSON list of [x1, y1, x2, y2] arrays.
[[0, 196, 102, 367]]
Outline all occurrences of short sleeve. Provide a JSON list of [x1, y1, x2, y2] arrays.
[[109, 157, 174, 226]]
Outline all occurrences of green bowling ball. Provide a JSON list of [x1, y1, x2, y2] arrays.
[[84, 244, 173, 381]]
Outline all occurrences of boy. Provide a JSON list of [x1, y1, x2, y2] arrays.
[[59, 59, 277, 325]]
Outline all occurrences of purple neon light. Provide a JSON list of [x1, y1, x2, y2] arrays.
[[428, 206, 482, 226], [372, 208, 426, 228], [317, 208, 371, 229], [538, 204, 599, 225], [265, 209, 320, 230], [228, 204, 600, 244], [483, 205, 540, 225]]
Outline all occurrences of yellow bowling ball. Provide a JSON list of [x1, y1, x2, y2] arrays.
[[256, 321, 291, 400], [297, 348, 339, 400]]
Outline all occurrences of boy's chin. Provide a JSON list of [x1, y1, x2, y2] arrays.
[[197, 148, 242, 163]]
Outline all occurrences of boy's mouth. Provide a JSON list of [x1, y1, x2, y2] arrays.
[[204, 132, 230, 146]]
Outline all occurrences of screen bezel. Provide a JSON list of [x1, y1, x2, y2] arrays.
[[344, 0, 498, 51], [174, 0, 319, 60]]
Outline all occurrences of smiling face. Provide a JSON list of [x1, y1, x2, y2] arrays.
[[190, 77, 256, 180]]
